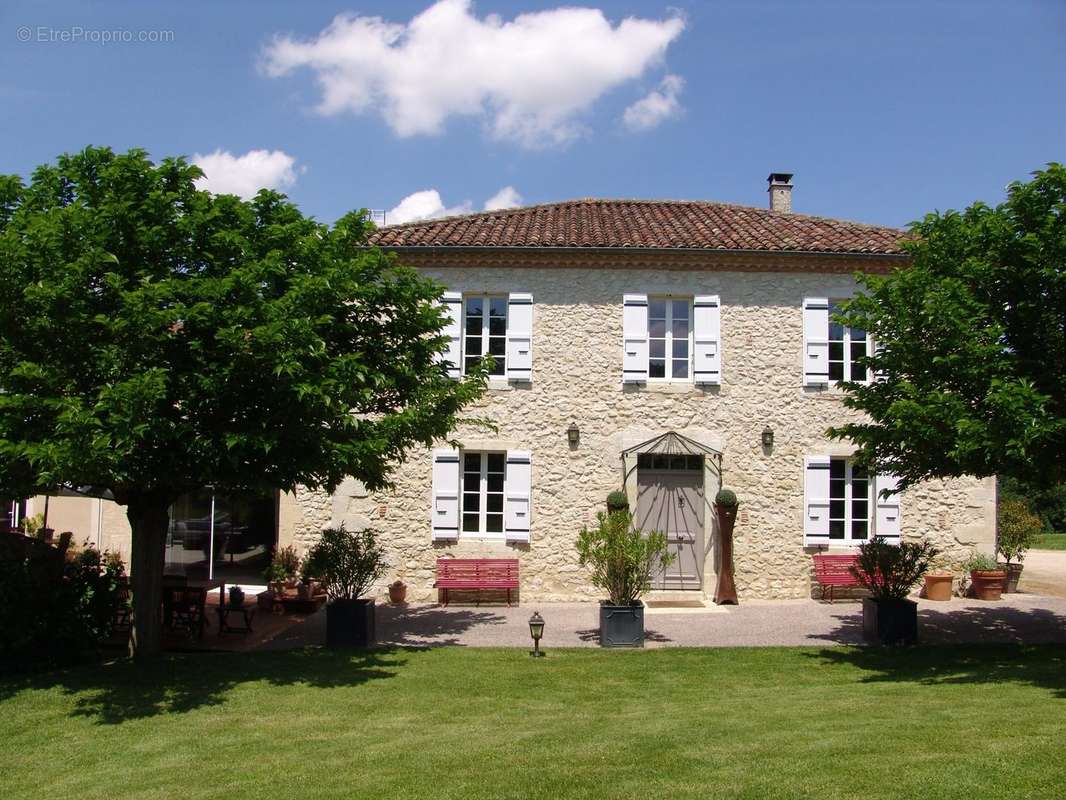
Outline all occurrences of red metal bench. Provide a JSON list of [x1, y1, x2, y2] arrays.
[[812, 554, 864, 602], [434, 558, 520, 606]]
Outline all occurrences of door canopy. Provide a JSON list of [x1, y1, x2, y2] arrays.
[[621, 431, 723, 484]]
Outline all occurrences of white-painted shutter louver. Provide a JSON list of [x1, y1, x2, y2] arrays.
[[693, 294, 721, 385], [431, 448, 460, 539], [875, 473, 902, 542], [802, 297, 830, 386], [504, 450, 532, 542], [623, 294, 649, 383], [803, 456, 831, 546], [506, 293, 533, 382], [441, 292, 463, 380]]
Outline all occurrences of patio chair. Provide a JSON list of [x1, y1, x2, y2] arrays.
[[164, 586, 208, 640]]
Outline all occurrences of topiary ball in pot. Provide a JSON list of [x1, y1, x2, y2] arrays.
[[714, 488, 738, 507], [606, 490, 629, 513]]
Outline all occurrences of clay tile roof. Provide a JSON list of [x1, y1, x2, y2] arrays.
[[368, 198, 909, 255]]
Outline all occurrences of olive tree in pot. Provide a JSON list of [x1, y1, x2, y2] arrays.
[[852, 536, 938, 645], [576, 510, 673, 648], [302, 526, 387, 648], [997, 499, 1040, 592]]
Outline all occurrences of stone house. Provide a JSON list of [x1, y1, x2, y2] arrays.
[[11, 174, 996, 601]]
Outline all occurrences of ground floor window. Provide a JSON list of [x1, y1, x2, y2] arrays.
[[164, 490, 277, 583], [828, 458, 871, 542], [2, 499, 28, 533], [461, 452, 506, 536]]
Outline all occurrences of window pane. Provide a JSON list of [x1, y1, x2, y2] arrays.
[[650, 339, 665, 359], [463, 513, 480, 532], [852, 520, 869, 540], [829, 520, 845, 539], [485, 514, 503, 533], [464, 356, 481, 374], [488, 337, 506, 356], [649, 319, 666, 338], [686, 455, 702, 470], [669, 455, 687, 470], [850, 326, 866, 342], [828, 320, 844, 341], [638, 453, 653, 469], [466, 336, 482, 356], [672, 339, 688, 359], [649, 359, 666, 378], [487, 494, 503, 513], [852, 500, 868, 522], [465, 316, 482, 336], [487, 453, 505, 472], [672, 359, 688, 379], [465, 298, 483, 316], [672, 319, 689, 338], [671, 300, 689, 320], [850, 342, 867, 372], [830, 500, 845, 519], [652, 454, 668, 469], [463, 493, 480, 512], [829, 342, 844, 362], [830, 459, 845, 479], [649, 299, 666, 319], [489, 297, 507, 317], [829, 362, 844, 382], [464, 453, 480, 472], [487, 473, 503, 493], [489, 316, 507, 336]]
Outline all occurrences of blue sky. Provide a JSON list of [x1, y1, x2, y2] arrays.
[[1, 0, 1063, 228]]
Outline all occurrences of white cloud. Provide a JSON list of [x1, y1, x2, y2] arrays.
[[387, 189, 472, 225], [484, 185, 522, 211], [262, 0, 685, 148], [623, 74, 684, 131], [191, 149, 298, 199]]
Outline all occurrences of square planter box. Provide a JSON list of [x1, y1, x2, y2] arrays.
[[326, 598, 375, 649], [599, 602, 644, 648], [862, 597, 917, 646]]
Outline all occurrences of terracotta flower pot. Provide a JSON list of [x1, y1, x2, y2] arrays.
[[970, 570, 1006, 601], [388, 583, 407, 604], [923, 573, 953, 601]]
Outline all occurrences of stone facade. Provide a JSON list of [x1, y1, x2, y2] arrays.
[[275, 262, 998, 602]]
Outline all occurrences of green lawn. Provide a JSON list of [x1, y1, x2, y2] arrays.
[[1033, 532, 1066, 550], [3, 646, 1065, 800]]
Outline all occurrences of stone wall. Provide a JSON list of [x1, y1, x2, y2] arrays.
[[277, 265, 998, 602]]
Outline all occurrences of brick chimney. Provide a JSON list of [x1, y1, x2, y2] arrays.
[[767, 172, 793, 213]]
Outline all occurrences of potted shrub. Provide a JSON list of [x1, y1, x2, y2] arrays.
[[922, 564, 954, 601], [302, 526, 387, 648], [852, 536, 938, 645], [605, 490, 629, 513], [713, 488, 739, 605], [576, 510, 673, 647], [965, 551, 1006, 600], [997, 498, 1040, 592], [262, 560, 289, 597], [388, 580, 408, 604], [228, 585, 245, 608]]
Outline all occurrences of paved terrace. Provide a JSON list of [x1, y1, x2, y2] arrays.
[[258, 592, 1066, 651]]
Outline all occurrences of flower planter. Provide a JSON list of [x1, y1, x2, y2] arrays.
[[713, 503, 739, 605], [923, 573, 953, 601], [862, 597, 918, 645], [970, 570, 1006, 601], [599, 602, 644, 648], [999, 563, 1024, 593], [326, 598, 376, 648], [388, 582, 407, 604]]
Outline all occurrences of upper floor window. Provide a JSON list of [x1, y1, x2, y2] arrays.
[[464, 296, 507, 377], [648, 298, 691, 380], [828, 302, 869, 383]]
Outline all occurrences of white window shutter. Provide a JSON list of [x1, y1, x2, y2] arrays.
[[803, 297, 829, 386], [693, 294, 721, 385], [441, 292, 463, 379], [803, 456, 831, 546], [506, 293, 533, 382], [504, 450, 532, 542], [623, 294, 649, 383], [875, 473, 902, 542], [431, 448, 460, 539]]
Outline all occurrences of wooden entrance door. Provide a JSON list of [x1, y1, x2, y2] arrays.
[[634, 455, 705, 591]]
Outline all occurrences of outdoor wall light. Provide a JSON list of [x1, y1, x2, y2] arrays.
[[567, 422, 580, 446], [528, 611, 546, 657], [762, 426, 774, 448]]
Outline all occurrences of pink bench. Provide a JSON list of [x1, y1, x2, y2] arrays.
[[812, 554, 864, 602]]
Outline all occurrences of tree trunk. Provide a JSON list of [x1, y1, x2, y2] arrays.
[[126, 496, 171, 659]]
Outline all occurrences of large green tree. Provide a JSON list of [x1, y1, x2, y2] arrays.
[[830, 164, 1065, 490], [0, 147, 486, 657]]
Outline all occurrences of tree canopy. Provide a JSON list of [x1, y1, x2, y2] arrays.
[[830, 164, 1066, 491], [0, 146, 486, 655]]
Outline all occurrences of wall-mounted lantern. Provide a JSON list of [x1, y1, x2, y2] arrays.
[[567, 422, 580, 446], [762, 426, 774, 448]]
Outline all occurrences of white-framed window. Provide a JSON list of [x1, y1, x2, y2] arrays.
[[648, 297, 691, 380], [828, 458, 871, 543], [461, 451, 506, 536], [828, 301, 870, 383], [463, 296, 508, 378]]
